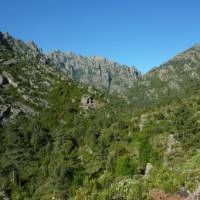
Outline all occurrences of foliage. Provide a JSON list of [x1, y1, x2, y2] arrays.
[[1, 40, 200, 200], [115, 155, 135, 176]]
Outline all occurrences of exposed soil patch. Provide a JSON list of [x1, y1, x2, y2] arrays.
[[151, 189, 184, 200]]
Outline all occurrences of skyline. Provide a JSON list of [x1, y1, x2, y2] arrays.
[[1, 0, 200, 72]]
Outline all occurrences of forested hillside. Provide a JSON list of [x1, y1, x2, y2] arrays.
[[1, 32, 200, 200]]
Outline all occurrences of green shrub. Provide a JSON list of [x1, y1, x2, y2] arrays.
[[72, 173, 86, 187], [139, 137, 161, 169], [116, 155, 135, 176]]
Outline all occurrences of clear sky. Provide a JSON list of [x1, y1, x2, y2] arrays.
[[1, 0, 200, 72]]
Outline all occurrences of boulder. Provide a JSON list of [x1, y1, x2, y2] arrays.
[[179, 186, 189, 198], [144, 163, 153, 178], [2, 71, 18, 87], [81, 95, 94, 109], [165, 134, 177, 156]]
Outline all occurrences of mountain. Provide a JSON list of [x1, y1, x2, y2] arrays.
[[47, 40, 200, 107], [47, 50, 141, 94], [1, 32, 141, 94], [0, 32, 44, 62], [125, 44, 200, 107], [1, 32, 200, 200]]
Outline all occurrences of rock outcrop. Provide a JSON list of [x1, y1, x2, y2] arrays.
[[2, 71, 18, 87], [0, 32, 46, 63], [0, 32, 58, 126], [81, 95, 102, 109], [144, 163, 153, 178]]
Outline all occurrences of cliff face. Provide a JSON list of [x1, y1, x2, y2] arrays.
[[47, 51, 141, 93]]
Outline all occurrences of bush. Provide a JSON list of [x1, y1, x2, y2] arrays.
[[116, 155, 135, 176], [139, 137, 161, 169], [72, 173, 86, 187]]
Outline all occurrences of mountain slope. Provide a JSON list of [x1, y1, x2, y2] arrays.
[[126, 44, 200, 107], [0, 32, 136, 199], [1, 32, 200, 200]]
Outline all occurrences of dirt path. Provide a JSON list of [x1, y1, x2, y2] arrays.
[[151, 190, 184, 200], [152, 186, 200, 200]]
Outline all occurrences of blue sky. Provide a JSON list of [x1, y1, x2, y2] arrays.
[[1, 0, 200, 72]]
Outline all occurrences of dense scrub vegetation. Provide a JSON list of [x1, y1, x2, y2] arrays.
[[1, 34, 200, 200], [1, 73, 200, 199]]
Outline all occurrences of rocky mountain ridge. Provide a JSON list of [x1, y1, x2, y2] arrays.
[[2, 31, 200, 108], [0, 32, 43, 61], [0, 32, 141, 94], [47, 50, 141, 93]]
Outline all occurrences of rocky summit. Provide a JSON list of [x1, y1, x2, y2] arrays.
[[47, 51, 141, 93], [1, 31, 200, 200]]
